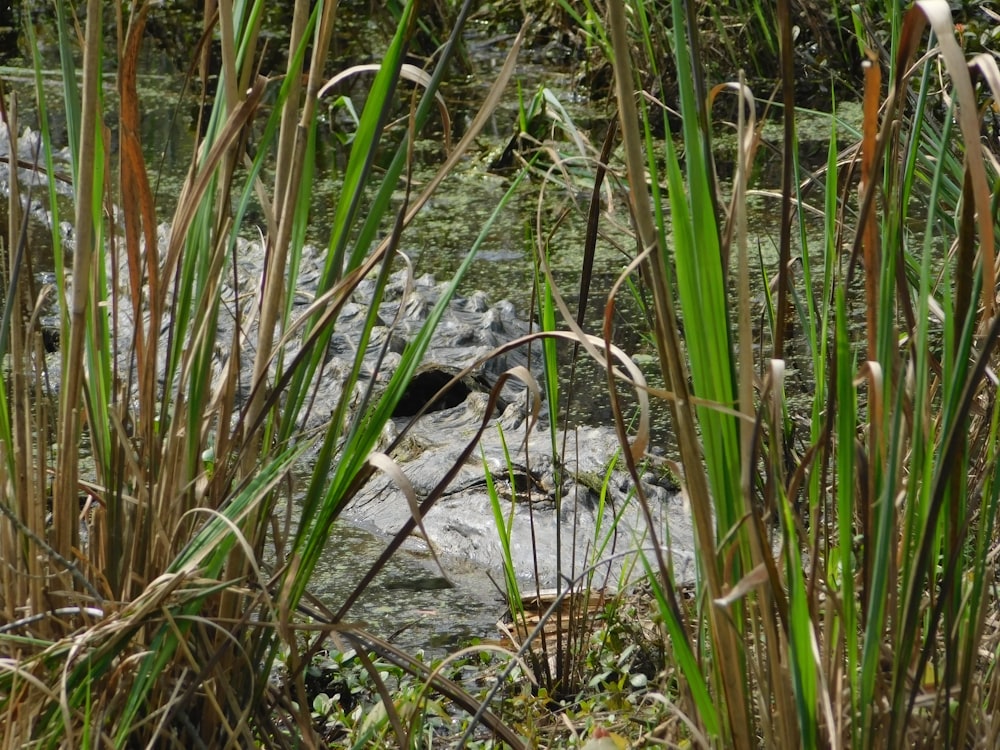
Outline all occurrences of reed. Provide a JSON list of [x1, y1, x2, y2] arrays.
[[3, 0, 1000, 746], [0, 0, 527, 745], [592, 0, 1000, 746]]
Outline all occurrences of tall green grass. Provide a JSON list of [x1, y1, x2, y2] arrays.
[[597, 0, 1000, 746], [5, 0, 1000, 746], [0, 0, 530, 745]]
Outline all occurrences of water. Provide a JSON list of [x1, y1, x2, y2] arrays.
[[312, 524, 508, 653]]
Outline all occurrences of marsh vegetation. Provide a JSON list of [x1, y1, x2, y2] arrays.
[[2, 0, 1000, 747]]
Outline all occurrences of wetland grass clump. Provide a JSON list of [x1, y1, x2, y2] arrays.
[[584, 0, 1000, 746], [3, 0, 1000, 747], [0, 0, 530, 746]]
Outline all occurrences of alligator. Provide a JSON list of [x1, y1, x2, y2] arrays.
[[1, 122, 696, 588]]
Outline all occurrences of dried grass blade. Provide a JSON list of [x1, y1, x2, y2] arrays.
[[366, 452, 452, 585], [118, 3, 158, 366], [319, 63, 451, 149], [355, 647, 410, 747], [577, 120, 617, 329], [161, 76, 268, 312], [889, 2, 994, 316]]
